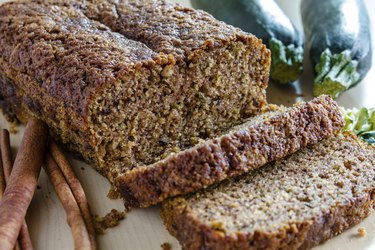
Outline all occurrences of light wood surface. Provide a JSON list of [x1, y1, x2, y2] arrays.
[[0, 0, 374, 249]]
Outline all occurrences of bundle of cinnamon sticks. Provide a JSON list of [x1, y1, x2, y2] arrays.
[[0, 119, 96, 250]]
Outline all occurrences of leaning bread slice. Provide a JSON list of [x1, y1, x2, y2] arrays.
[[161, 132, 375, 250], [116, 95, 344, 207]]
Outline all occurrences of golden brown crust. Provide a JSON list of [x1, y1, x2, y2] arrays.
[[116, 95, 345, 208], [0, 0, 157, 116], [0, 0, 263, 115], [81, 0, 259, 60]]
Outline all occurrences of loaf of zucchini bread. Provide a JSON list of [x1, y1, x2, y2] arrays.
[[162, 132, 375, 250], [0, 0, 270, 180], [118, 95, 344, 207]]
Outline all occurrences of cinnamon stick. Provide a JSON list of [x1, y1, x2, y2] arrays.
[[18, 223, 33, 250], [49, 140, 96, 250], [1, 129, 34, 250], [0, 142, 5, 198], [0, 129, 12, 181], [0, 145, 19, 250], [0, 143, 5, 199], [0, 119, 48, 250], [44, 153, 91, 250], [0, 156, 20, 250]]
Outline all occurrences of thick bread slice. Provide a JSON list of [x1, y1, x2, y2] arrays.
[[161, 132, 375, 250], [117, 95, 344, 207]]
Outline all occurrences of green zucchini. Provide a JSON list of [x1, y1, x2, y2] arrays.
[[301, 0, 372, 99], [191, 0, 304, 84]]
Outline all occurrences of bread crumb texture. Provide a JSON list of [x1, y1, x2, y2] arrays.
[[357, 227, 367, 237], [161, 242, 172, 250], [94, 209, 127, 234], [161, 132, 375, 250]]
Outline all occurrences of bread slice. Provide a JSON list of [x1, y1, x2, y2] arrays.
[[161, 132, 375, 250], [0, 0, 269, 181], [117, 95, 344, 207]]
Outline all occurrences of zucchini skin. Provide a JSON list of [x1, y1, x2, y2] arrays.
[[301, 0, 372, 98], [191, 0, 304, 84]]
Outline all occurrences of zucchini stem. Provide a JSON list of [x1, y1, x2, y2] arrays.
[[313, 49, 360, 99], [269, 38, 304, 84]]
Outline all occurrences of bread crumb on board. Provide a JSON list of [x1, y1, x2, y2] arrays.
[[358, 227, 366, 237], [0, 118, 19, 134], [107, 185, 121, 199], [161, 242, 172, 250], [9, 121, 18, 134], [94, 209, 128, 234]]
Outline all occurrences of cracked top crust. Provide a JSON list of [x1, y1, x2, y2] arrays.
[[0, 0, 257, 115], [80, 0, 253, 59]]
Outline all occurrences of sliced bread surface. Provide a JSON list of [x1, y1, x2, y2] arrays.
[[161, 132, 375, 250], [117, 95, 344, 207]]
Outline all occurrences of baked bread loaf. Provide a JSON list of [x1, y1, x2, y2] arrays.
[[161, 132, 375, 250], [0, 1, 269, 180], [119, 95, 344, 207], [0, 1, 345, 209]]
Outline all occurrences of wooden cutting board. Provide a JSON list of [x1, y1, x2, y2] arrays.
[[0, 0, 374, 249]]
